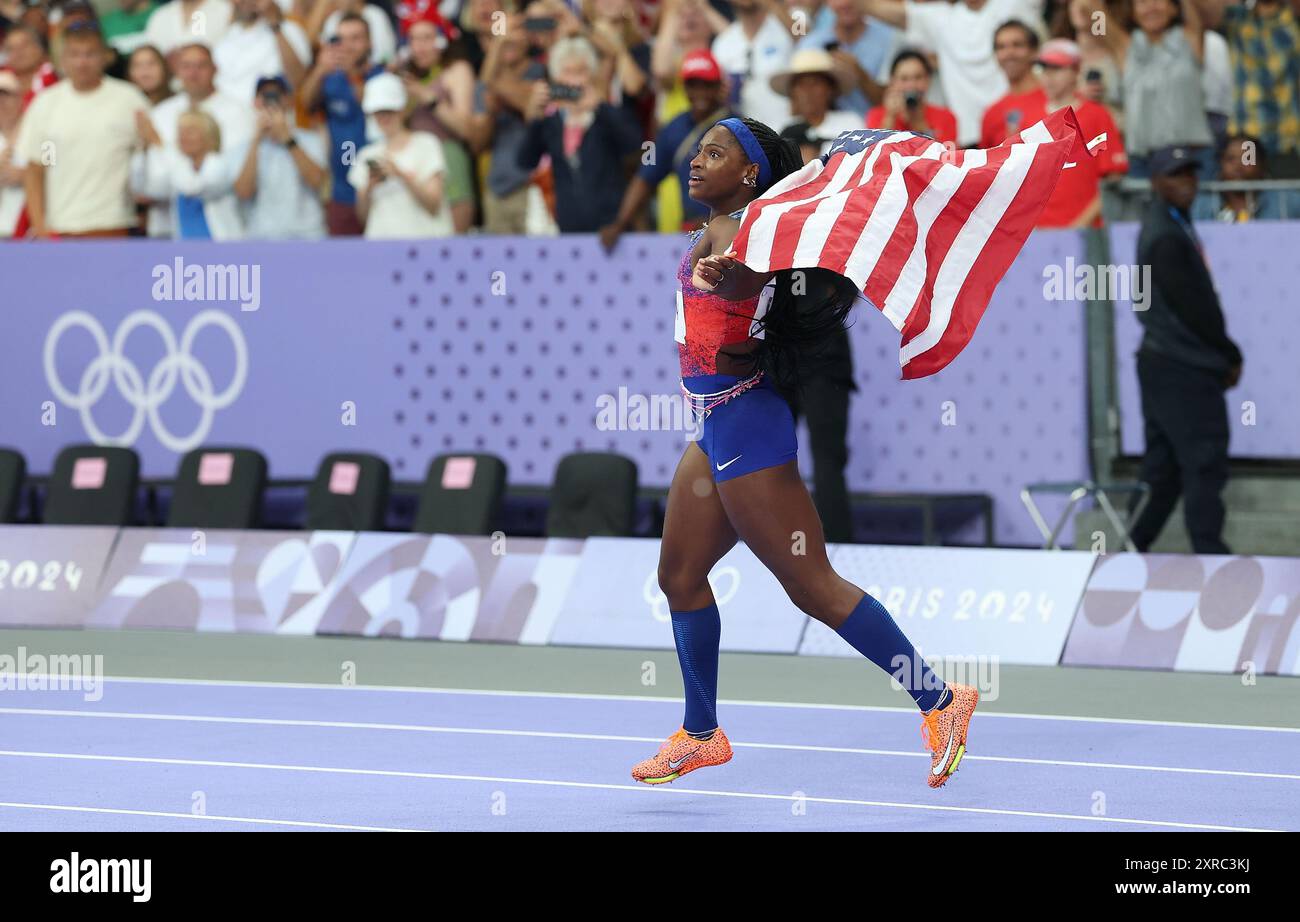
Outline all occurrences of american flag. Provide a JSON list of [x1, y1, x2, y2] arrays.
[[726, 108, 1094, 379]]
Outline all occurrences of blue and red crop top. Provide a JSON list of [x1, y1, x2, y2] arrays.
[[675, 216, 775, 378]]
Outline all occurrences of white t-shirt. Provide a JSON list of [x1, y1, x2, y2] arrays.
[[712, 15, 794, 131], [322, 6, 397, 65], [347, 131, 453, 238], [17, 77, 149, 233], [904, 0, 1044, 146], [1201, 29, 1231, 117], [144, 0, 233, 53], [213, 20, 312, 103], [0, 133, 25, 237]]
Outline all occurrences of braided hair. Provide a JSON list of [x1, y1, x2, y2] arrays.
[[726, 118, 862, 392]]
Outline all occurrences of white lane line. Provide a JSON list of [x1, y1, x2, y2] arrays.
[[4, 706, 1297, 782], [10, 673, 1299, 734], [0, 749, 1272, 832], [0, 801, 426, 832]]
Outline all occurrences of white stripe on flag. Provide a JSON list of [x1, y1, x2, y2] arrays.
[[899, 123, 1050, 368], [742, 149, 859, 273], [792, 139, 945, 270], [878, 148, 987, 330]]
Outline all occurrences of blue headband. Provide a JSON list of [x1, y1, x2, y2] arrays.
[[717, 117, 771, 191]]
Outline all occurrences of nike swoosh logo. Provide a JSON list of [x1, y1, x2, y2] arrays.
[[932, 730, 956, 776], [716, 455, 743, 471], [668, 751, 698, 770]]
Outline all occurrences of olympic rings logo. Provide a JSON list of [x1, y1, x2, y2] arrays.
[[44, 310, 248, 453]]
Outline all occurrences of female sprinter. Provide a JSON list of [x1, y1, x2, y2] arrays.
[[630, 117, 978, 790]]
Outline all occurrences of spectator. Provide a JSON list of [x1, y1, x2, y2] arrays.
[[313, 0, 397, 65], [133, 107, 243, 238], [584, 0, 652, 110], [18, 22, 149, 238], [518, 35, 641, 232], [1201, 22, 1231, 156], [1128, 144, 1240, 555], [146, 42, 253, 235], [400, 14, 478, 232], [3, 25, 57, 109], [233, 75, 327, 237], [779, 118, 824, 162], [1204, 0, 1300, 178], [649, 0, 724, 231], [711, 0, 795, 129], [302, 11, 384, 235], [770, 48, 863, 150], [478, 9, 549, 234], [347, 71, 454, 238], [979, 19, 1040, 147], [213, 0, 311, 103], [0, 69, 23, 237], [448, 0, 511, 74], [795, 0, 898, 114], [103, 0, 161, 58], [599, 48, 733, 249], [862, 0, 1046, 146], [651, 0, 723, 96], [1192, 134, 1300, 220], [144, 0, 233, 56], [1068, 0, 1122, 115], [127, 44, 175, 105], [1030, 38, 1127, 226], [1086, 0, 1214, 176], [865, 48, 958, 146]]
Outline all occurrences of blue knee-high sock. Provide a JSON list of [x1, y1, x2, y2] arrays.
[[836, 593, 947, 712], [671, 604, 721, 734]]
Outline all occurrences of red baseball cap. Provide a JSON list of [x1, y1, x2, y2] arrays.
[[1037, 39, 1081, 69], [680, 49, 723, 84]]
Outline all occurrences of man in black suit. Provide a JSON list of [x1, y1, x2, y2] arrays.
[[1129, 146, 1243, 555]]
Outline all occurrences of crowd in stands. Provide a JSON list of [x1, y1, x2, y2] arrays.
[[0, 0, 1297, 240]]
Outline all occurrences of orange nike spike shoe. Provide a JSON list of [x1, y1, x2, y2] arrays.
[[631, 727, 733, 785], [920, 683, 979, 789]]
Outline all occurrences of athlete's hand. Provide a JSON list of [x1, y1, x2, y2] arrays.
[[695, 253, 774, 301], [691, 253, 734, 292]]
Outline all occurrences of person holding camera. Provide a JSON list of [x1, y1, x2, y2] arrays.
[[232, 75, 326, 238], [865, 48, 957, 146], [517, 35, 641, 233], [302, 11, 384, 235], [347, 71, 453, 238]]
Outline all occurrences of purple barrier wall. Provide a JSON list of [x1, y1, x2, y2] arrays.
[[0, 233, 1090, 545], [1110, 220, 1300, 460]]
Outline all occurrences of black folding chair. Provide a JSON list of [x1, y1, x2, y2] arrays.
[[43, 445, 140, 526], [546, 452, 638, 538], [413, 453, 507, 536], [0, 448, 26, 523], [306, 452, 391, 531], [168, 447, 268, 529]]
